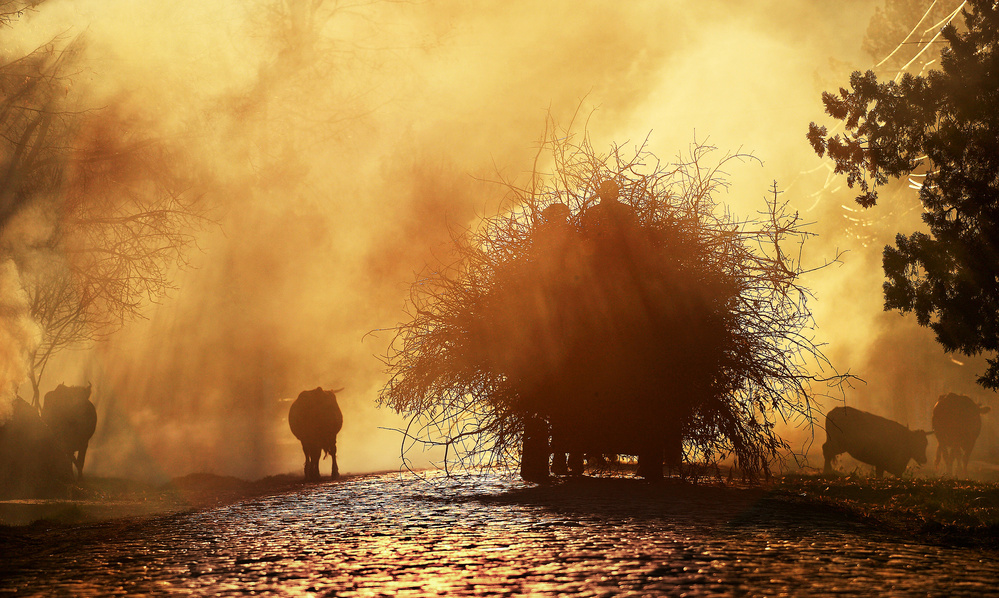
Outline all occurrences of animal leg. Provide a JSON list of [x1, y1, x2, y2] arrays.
[[567, 452, 584, 475], [960, 445, 972, 477], [821, 441, 837, 474], [304, 444, 321, 481], [75, 445, 89, 480], [330, 441, 339, 480], [943, 447, 955, 476]]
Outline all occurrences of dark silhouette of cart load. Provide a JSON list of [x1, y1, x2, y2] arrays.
[[481, 181, 739, 480], [379, 132, 835, 481]]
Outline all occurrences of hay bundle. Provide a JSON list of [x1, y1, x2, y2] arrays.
[[379, 128, 836, 479]]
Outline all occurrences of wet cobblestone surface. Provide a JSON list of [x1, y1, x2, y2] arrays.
[[2, 470, 998, 596]]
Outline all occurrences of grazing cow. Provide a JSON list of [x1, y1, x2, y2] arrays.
[[288, 387, 343, 481], [41, 383, 97, 480], [823, 406, 930, 478], [932, 393, 991, 476]]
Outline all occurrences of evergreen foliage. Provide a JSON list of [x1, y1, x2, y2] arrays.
[[808, 0, 999, 388]]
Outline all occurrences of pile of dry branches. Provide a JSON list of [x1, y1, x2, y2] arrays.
[[379, 124, 839, 479]]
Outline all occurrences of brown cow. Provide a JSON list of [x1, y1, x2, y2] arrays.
[[288, 387, 343, 481], [932, 393, 991, 477], [41, 383, 97, 479], [823, 406, 930, 478]]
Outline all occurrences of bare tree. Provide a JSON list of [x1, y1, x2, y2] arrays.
[[0, 22, 209, 405], [0, 1, 39, 20], [0, 35, 81, 235], [19, 113, 207, 405]]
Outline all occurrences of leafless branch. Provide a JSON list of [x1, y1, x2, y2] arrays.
[[378, 117, 850, 479]]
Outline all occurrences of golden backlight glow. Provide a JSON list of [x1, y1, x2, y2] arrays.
[[0, 0, 989, 482]]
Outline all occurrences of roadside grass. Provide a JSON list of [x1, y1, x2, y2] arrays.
[[773, 474, 999, 546]]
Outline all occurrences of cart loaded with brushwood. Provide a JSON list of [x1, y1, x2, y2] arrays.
[[379, 133, 833, 481]]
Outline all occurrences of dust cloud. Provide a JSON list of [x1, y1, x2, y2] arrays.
[[3, 0, 986, 482], [0, 259, 38, 421]]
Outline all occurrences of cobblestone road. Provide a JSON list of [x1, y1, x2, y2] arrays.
[[2, 470, 997, 596]]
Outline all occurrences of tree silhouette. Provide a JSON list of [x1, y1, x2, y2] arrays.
[[18, 108, 207, 405], [0, 21, 209, 405], [0, 33, 79, 235], [808, 0, 999, 388]]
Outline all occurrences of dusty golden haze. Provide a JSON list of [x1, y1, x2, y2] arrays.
[[1, 0, 988, 481]]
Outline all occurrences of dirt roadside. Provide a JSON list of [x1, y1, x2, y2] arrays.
[[0, 471, 359, 527]]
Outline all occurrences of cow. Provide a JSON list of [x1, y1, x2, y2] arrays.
[[932, 393, 991, 477], [1, 398, 75, 498], [822, 406, 930, 478], [288, 387, 343, 481], [40, 383, 97, 480]]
